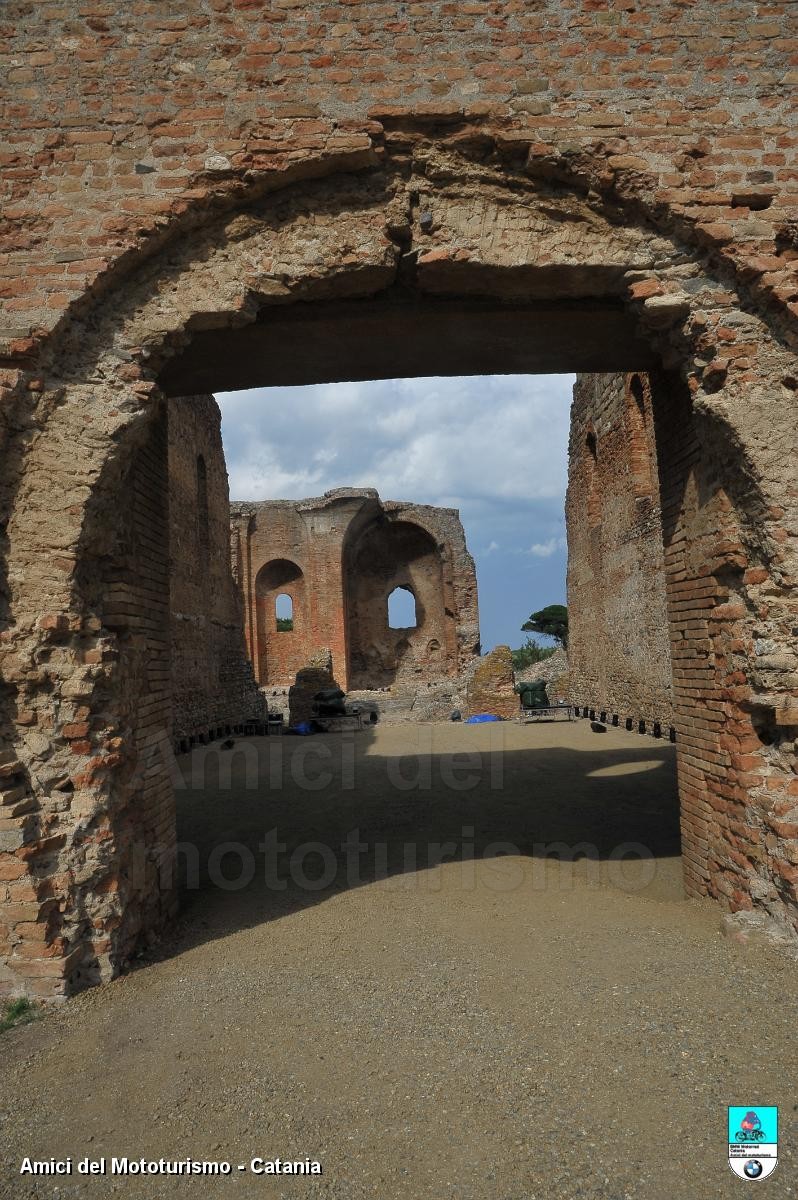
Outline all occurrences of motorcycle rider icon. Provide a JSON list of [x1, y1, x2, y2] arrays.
[[736, 1112, 766, 1142]]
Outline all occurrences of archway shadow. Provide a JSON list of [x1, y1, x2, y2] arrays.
[[153, 724, 681, 964]]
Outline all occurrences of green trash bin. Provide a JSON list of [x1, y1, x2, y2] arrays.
[[515, 679, 549, 710]]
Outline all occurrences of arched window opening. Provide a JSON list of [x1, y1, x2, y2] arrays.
[[196, 454, 209, 563], [388, 585, 417, 629], [625, 373, 654, 497], [275, 592, 293, 632], [585, 430, 601, 528], [254, 559, 304, 683]]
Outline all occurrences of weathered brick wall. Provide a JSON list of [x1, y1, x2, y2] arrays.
[[231, 489, 480, 690], [567, 372, 675, 732], [168, 395, 264, 745], [1, 1, 796, 359], [345, 500, 480, 689], [0, 402, 177, 998]]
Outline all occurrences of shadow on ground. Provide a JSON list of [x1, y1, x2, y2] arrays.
[[159, 722, 681, 961]]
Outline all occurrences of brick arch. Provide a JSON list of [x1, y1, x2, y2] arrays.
[[1, 149, 797, 997], [254, 558, 306, 686], [196, 453, 210, 568], [344, 518, 456, 689], [583, 424, 602, 529], [624, 373, 655, 499]]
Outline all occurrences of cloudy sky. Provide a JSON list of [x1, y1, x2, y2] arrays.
[[215, 374, 575, 651]]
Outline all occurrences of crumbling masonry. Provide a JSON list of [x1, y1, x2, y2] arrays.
[[1, 0, 797, 996], [169, 395, 265, 747], [567, 373, 675, 735], [230, 489, 479, 693]]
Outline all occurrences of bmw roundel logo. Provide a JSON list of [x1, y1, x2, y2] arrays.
[[744, 1160, 764, 1179]]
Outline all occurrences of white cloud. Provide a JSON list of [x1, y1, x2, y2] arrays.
[[526, 536, 567, 558], [215, 375, 574, 649], [217, 375, 573, 506], [527, 539, 558, 558]]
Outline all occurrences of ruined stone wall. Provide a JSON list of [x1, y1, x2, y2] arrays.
[[0, 402, 178, 998], [231, 491, 349, 690], [466, 646, 518, 721], [168, 396, 264, 745], [567, 373, 675, 732], [231, 489, 480, 692], [345, 499, 481, 690]]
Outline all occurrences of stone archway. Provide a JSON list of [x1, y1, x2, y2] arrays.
[[254, 558, 306, 686], [345, 518, 454, 689], [1, 138, 796, 997]]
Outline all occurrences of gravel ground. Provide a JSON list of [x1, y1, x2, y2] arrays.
[[0, 721, 795, 1200]]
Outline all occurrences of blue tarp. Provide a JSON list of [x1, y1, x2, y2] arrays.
[[465, 713, 501, 724]]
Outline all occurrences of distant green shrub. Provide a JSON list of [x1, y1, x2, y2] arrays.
[[510, 637, 557, 672]]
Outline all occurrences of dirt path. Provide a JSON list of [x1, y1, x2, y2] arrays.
[[1, 723, 795, 1199]]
